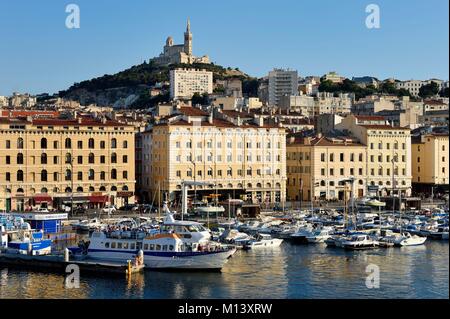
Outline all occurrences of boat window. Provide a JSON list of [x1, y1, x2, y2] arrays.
[[144, 244, 149, 250], [187, 226, 198, 232], [150, 244, 155, 250], [105, 242, 110, 248], [169, 245, 174, 251], [111, 242, 116, 249], [156, 244, 161, 251], [130, 243, 135, 250], [117, 242, 123, 249], [123, 243, 129, 249], [162, 245, 168, 251], [184, 234, 192, 239]]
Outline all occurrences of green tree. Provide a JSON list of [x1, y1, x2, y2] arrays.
[[419, 82, 440, 98]]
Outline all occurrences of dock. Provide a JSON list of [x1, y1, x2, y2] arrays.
[[0, 252, 144, 277]]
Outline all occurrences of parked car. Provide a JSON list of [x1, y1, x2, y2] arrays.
[[119, 204, 139, 212], [36, 207, 50, 213], [102, 205, 117, 214]]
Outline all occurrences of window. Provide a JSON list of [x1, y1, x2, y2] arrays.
[[65, 169, 72, 181], [17, 170, 24, 181], [340, 168, 344, 175], [359, 153, 363, 162], [77, 141, 83, 149], [65, 138, 71, 149], [41, 170, 48, 182], [123, 141, 128, 149], [41, 153, 47, 164], [111, 153, 117, 163], [77, 155, 82, 164], [89, 153, 95, 164], [88, 169, 94, 180], [100, 171, 106, 180], [111, 138, 117, 149], [6, 172, 10, 181], [5, 140, 10, 149], [53, 141, 58, 149], [6, 156, 10, 165], [88, 138, 94, 149], [100, 141, 106, 149], [77, 172, 83, 181], [330, 153, 334, 162], [53, 172, 58, 181], [65, 153, 72, 164], [350, 153, 354, 162], [111, 169, 117, 179], [100, 155, 106, 164], [321, 168, 325, 176], [17, 153, 24, 165], [340, 153, 344, 162], [321, 153, 326, 162], [41, 138, 47, 149], [53, 156, 58, 164], [123, 155, 128, 163], [17, 138, 24, 149]]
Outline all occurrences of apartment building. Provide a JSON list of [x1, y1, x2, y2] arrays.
[[140, 106, 287, 205], [412, 132, 449, 194], [336, 115, 412, 196], [170, 68, 213, 100], [268, 69, 298, 107], [286, 135, 367, 201], [0, 115, 136, 211]]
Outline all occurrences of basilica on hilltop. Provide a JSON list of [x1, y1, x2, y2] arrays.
[[150, 19, 210, 66]]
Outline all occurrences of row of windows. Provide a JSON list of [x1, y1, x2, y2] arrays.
[[175, 141, 282, 149], [370, 142, 406, 150], [320, 153, 364, 162], [173, 154, 282, 163], [3, 153, 128, 165], [4, 138, 128, 150], [4, 185, 129, 194], [5, 169, 128, 182], [175, 168, 282, 178]]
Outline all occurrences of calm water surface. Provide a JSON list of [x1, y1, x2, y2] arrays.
[[0, 241, 448, 299]]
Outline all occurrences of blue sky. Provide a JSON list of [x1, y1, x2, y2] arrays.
[[0, 0, 448, 96]]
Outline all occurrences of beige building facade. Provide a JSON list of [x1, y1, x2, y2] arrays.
[[287, 136, 367, 201], [0, 116, 136, 211], [337, 115, 412, 196], [141, 108, 287, 205], [412, 133, 449, 194]]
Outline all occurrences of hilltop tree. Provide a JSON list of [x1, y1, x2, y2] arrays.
[[419, 82, 440, 98]]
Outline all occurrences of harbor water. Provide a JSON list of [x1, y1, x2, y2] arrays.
[[0, 240, 448, 299]]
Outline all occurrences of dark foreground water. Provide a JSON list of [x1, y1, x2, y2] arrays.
[[0, 241, 448, 299]]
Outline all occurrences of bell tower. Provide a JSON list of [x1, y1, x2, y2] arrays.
[[184, 18, 193, 56]]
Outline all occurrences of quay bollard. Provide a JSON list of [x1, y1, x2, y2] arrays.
[[138, 250, 144, 266], [64, 248, 70, 262]]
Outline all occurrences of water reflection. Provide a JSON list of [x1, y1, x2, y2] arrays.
[[0, 242, 448, 299]]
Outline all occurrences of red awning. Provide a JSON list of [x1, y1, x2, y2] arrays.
[[89, 195, 109, 203], [33, 194, 52, 203]]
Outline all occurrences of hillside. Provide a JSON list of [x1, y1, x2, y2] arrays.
[[58, 61, 256, 108]]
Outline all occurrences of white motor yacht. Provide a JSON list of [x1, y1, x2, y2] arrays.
[[394, 233, 427, 246], [340, 234, 379, 250], [242, 234, 283, 250], [306, 227, 334, 243]]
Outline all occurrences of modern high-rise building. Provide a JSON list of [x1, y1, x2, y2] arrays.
[[268, 69, 298, 107], [170, 68, 213, 100]]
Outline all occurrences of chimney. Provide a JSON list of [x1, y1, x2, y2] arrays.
[[304, 137, 312, 145], [77, 117, 82, 124], [208, 112, 213, 124], [289, 136, 295, 144]]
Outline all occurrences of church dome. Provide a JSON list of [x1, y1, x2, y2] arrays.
[[166, 36, 174, 46]]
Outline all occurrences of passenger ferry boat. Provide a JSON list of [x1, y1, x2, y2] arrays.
[[70, 230, 236, 271]]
